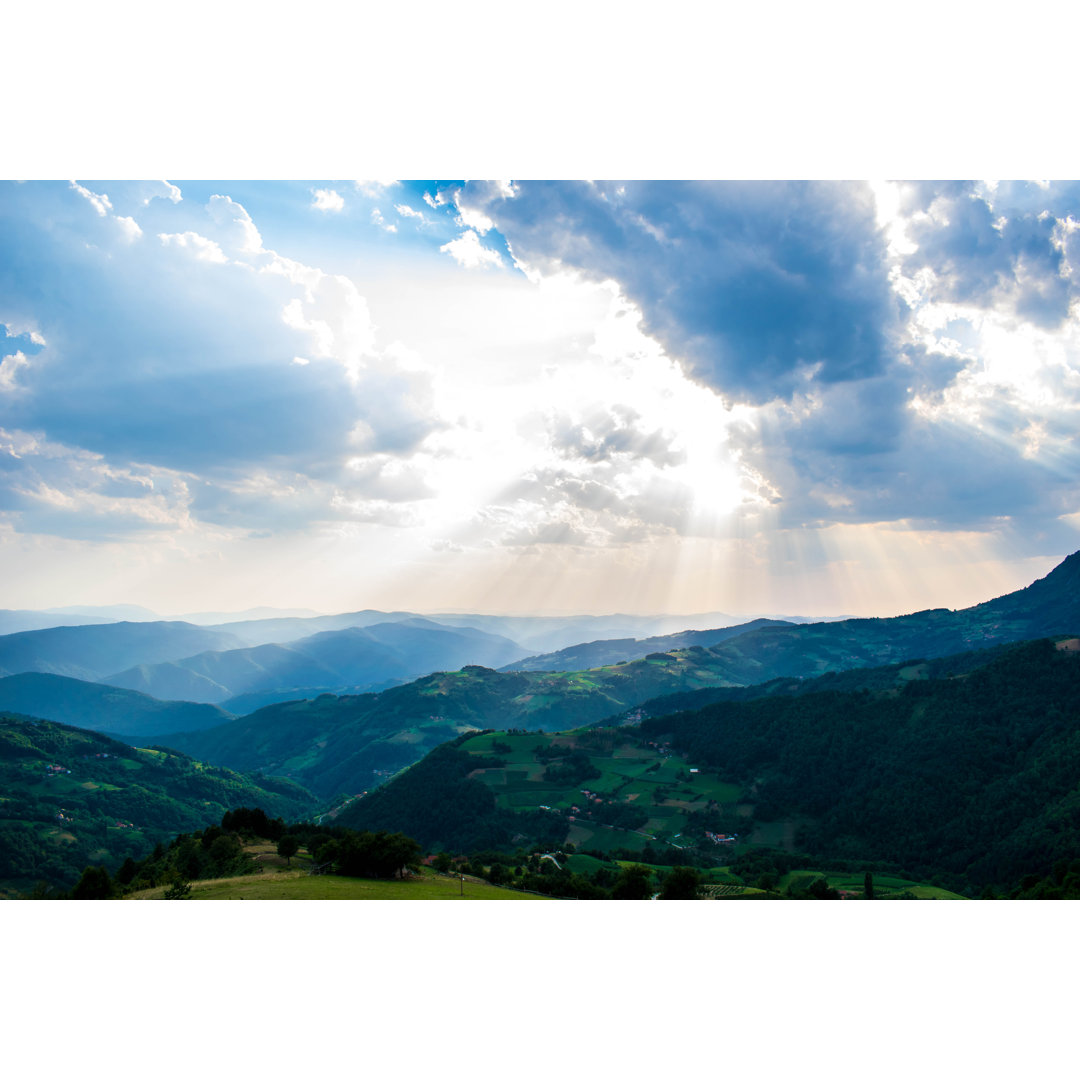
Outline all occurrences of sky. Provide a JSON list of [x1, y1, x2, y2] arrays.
[[2, 178, 1079, 618]]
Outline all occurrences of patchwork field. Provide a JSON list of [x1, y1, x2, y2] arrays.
[[461, 729, 745, 856]]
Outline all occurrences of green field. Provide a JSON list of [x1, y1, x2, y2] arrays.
[[777, 870, 966, 900], [460, 728, 744, 861], [129, 866, 549, 900]]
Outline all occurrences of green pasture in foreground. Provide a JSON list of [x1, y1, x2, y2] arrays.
[[129, 866, 548, 900]]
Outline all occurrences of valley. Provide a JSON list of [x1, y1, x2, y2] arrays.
[[4, 552, 1080, 899]]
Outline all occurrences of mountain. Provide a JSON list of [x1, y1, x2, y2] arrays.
[[0, 610, 115, 636], [45, 604, 161, 621], [0, 672, 234, 736], [142, 550, 1080, 807], [328, 636, 1080, 894], [0, 712, 317, 895], [501, 618, 795, 672], [0, 621, 246, 682], [638, 637, 1080, 891], [201, 608, 784, 652], [146, 649, 764, 797], [609, 551, 1080, 688], [104, 619, 529, 704]]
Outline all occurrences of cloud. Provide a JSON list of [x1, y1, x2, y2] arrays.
[[115, 215, 142, 242], [370, 208, 397, 233], [0, 351, 31, 392], [142, 180, 182, 205], [455, 180, 904, 404], [0, 427, 194, 541], [898, 183, 1076, 330], [439, 229, 503, 269], [69, 180, 112, 217], [354, 180, 399, 197], [157, 230, 229, 263], [0, 182, 445, 548], [311, 188, 345, 212], [207, 194, 263, 253]]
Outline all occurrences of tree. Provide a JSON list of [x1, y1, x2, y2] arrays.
[[277, 835, 300, 864], [659, 866, 702, 900], [864, 871, 875, 900], [163, 878, 192, 900], [612, 864, 653, 900], [71, 865, 114, 900]]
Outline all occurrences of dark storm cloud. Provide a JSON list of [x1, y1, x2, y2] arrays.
[[457, 180, 906, 404]]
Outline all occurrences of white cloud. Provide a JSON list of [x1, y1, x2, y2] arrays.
[[208, 194, 263, 253], [142, 180, 182, 205], [370, 208, 397, 233], [439, 230, 503, 270], [69, 180, 112, 217], [0, 350, 31, 392], [311, 188, 345, 212], [354, 180, 399, 197], [115, 215, 143, 242], [157, 231, 229, 263], [394, 203, 427, 223]]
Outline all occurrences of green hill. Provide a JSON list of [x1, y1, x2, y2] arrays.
[[501, 618, 794, 672], [0, 672, 234, 736], [511, 552, 1080, 683], [328, 637, 1080, 894], [0, 712, 317, 896], [639, 637, 1080, 891], [150, 653, 753, 798]]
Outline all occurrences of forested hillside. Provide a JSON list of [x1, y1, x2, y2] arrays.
[[640, 637, 1080, 890], [0, 713, 316, 895]]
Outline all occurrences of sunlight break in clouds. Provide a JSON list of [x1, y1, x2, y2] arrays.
[[1, 180, 1077, 617]]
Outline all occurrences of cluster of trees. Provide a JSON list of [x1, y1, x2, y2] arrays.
[[335, 736, 565, 852], [541, 752, 601, 786], [49, 807, 426, 898], [431, 844, 705, 900]]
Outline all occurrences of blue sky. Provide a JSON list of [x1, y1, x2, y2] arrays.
[[2, 178, 1079, 617]]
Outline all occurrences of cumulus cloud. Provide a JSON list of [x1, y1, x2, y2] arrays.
[[312, 188, 345, 212], [69, 180, 112, 217], [0, 351, 31, 392], [0, 181, 445, 549], [456, 180, 904, 403], [142, 180, 182, 205], [158, 230, 229, 263], [439, 229, 503, 269], [898, 182, 1077, 329], [115, 216, 142, 242]]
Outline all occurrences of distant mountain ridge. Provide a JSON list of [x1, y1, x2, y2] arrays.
[[0, 621, 245, 682], [501, 618, 796, 672], [103, 619, 529, 705], [0, 672, 234, 736]]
